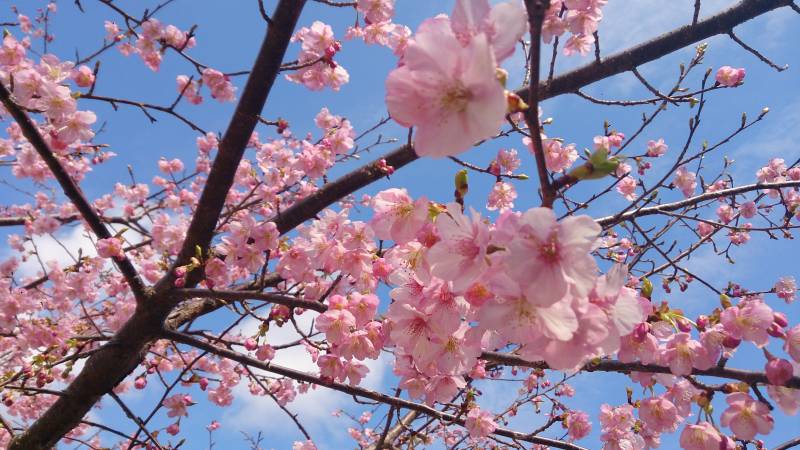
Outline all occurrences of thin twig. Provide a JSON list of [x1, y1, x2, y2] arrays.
[[727, 30, 788, 72]]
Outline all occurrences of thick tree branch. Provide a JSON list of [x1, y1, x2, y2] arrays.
[[6, 2, 307, 448], [512, 0, 795, 100], [274, 0, 794, 233], [156, 0, 306, 292], [0, 83, 149, 303], [272, 144, 417, 234], [173, 288, 328, 313]]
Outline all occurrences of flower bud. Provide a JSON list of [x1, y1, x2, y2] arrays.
[[767, 322, 786, 339], [166, 423, 180, 435], [773, 312, 789, 328], [633, 322, 650, 343], [722, 335, 741, 349], [765, 358, 793, 386], [505, 91, 529, 113], [676, 318, 692, 333], [640, 277, 653, 299], [719, 293, 732, 308], [696, 315, 709, 331]]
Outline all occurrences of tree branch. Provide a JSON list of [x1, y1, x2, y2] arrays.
[[172, 288, 328, 313], [595, 180, 800, 227], [162, 329, 588, 450], [774, 437, 800, 450], [523, 0, 556, 208], [481, 352, 800, 389], [156, 0, 307, 292], [6, 2, 307, 448], [275, 0, 794, 231], [272, 144, 417, 234], [0, 82, 149, 303], [513, 0, 795, 100]]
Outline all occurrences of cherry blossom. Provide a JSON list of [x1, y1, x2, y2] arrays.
[[386, 17, 506, 157], [716, 66, 746, 87], [720, 392, 774, 440], [464, 406, 497, 439], [504, 207, 600, 303]]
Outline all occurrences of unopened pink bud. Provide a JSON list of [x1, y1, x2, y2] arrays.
[[774, 312, 789, 328], [765, 358, 794, 386], [633, 322, 650, 343], [166, 423, 180, 435], [767, 322, 786, 339], [722, 335, 741, 349]]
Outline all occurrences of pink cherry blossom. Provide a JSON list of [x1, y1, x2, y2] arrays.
[[720, 299, 773, 347], [563, 33, 595, 56], [662, 332, 714, 375], [765, 357, 794, 386], [564, 410, 592, 440], [464, 406, 497, 439], [292, 440, 318, 450], [495, 148, 520, 173], [787, 325, 800, 362], [639, 396, 679, 433], [716, 66, 746, 87], [315, 308, 356, 345], [739, 200, 757, 218], [674, 166, 697, 198], [163, 394, 194, 418], [679, 421, 725, 450], [505, 207, 600, 303], [538, 137, 578, 173], [71, 65, 94, 88], [646, 138, 668, 157], [774, 276, 797, 303], [370, 188, 429, 244], [96, 237, 124, 259], [201, 68, 236, 102], [428, 203, 490, 291], [487, 181, 517, 211], [768, 384, 800, 415], [697, 221, 714, 237], [720, 392, 773, 440], [616, 176, 638, 201], [357, 0, 395, 24], [385, 18, 506, 157], [450, 0, 528, 62]]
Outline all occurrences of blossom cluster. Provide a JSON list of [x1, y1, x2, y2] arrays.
[[542, 0, 609, 56], [286, 21, 349, 91]]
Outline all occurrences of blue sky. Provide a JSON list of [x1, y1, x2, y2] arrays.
[[4, 0, 800, 449]]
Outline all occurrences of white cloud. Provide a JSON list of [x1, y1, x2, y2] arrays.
[[16, 225, 97, 279], [9, 198, 152, 281]]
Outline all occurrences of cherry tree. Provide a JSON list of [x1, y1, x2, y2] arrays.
[[0, 0, 799, 449]]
